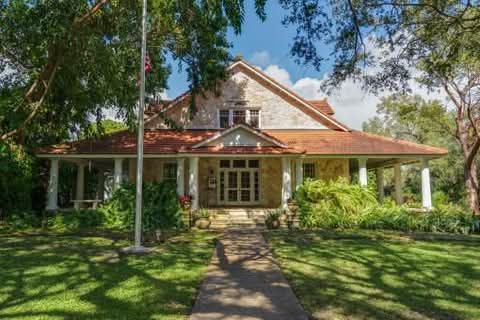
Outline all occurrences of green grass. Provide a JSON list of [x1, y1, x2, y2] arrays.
[[0, 231, 218, 320], [266, 230, 480, 320]]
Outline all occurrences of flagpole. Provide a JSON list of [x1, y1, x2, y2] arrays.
[[133, 0, 148, 250]]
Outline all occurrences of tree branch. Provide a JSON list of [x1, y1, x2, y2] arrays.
[[1, 60, 60, 141]]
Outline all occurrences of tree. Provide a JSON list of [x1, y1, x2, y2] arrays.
[[0, 0, 267, 145], [363, 94, 465, 203], [80, 119, 128, 140], [277, 0, 480, 90], [278, 0, 480, 213], [0, 0, 267, 213]]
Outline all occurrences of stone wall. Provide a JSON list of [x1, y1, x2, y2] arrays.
[[198, 158, 218, 207], [261, 158, 282, 207], [128, 158, 188, 189], [291, 158, 350, 183]]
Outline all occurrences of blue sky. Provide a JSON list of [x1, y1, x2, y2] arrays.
[[162, 3, 437, 129], [166, 3, 330, 98]]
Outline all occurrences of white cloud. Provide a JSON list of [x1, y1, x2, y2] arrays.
[[250, 50, 272, 67], [263, 65, 293, 87], [258, 63, 445, 129]]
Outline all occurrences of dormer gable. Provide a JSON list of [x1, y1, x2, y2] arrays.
[[192, 124, 287, 149]]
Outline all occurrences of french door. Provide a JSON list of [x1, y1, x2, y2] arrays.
[[218, 159, 260, 205]]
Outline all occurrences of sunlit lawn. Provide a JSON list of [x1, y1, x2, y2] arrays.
[[0, 231, 218, 320], [266, 230, 480, 320]]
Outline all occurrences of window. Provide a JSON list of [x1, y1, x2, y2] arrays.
[[248, 159, 259, 168], [249, 110, 260, 128], [163, 162, 177, 182], [219, 109, 261, 128], [219, 110, 229, 129], [232, 110, 246, 125], [303, 163, 315, 179], [233, 159, 247, 168], [220, 159, 230, 168]]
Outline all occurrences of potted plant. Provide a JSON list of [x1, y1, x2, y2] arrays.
[[179, 195, 192, 227], [265, 209, 282, 229], [194, 208, 211, 229], [179, 195, 192, 210], [287, 197, 298, 213]]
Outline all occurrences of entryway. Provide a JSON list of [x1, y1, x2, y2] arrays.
[[218, 159, 260, 205]]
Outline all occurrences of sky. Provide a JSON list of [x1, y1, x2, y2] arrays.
[[163, 3, 442, 130]]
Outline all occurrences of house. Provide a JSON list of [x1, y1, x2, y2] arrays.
[[37, 59, 447, 213]]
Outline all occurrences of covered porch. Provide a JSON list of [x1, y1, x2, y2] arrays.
[[39, 154, 435, 212]]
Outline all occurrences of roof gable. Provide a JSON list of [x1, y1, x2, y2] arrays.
[[145, 59, 349, 131], [193, 124, 287, 148]]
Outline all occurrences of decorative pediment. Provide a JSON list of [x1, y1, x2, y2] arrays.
[[192, 124, 287, 149]]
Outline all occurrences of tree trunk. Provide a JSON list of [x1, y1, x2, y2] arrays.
[[464, 160, 479, 215]]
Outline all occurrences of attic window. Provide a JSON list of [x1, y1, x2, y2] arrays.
[[233, 110, 246, 125], [219, 109, 261, 128], [219, 110, 229, 129]]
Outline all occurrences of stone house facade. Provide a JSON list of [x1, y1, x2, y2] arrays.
[[37, 59, 447, 211]]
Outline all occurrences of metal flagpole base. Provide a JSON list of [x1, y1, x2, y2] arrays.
[[120, 245, 152, 255]]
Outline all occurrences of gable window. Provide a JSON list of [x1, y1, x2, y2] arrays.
[[163, 162, 177, 182], [219, 110, 230, 128], [219, 109, 261, 128], [249, 110, 260, 128], [303, 163, 315, 179], [232, 110, 246, 125]]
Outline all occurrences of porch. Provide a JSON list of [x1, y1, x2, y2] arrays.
[[39, 154, 434, 212]]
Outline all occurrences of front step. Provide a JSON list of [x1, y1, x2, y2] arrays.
[[208, 208, 273, 230]]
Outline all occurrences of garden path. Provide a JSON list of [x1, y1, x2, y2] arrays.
[[189, 229, 308, 320]]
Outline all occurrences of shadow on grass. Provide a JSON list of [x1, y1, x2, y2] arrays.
[[0, 231, 218, 320], [266, 230, 480, 320]]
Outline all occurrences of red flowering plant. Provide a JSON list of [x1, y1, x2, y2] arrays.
[[179, 195, 192, 210]]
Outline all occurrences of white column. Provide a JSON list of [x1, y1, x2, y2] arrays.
[[75, 163, 85, 209], [376, 167, 385, 202], [282, 157, 292, 208], [189, 157, 199, 210], [358, 158, 368, 187], [176, 158, 185, 196], [76, 164, 85, 200], [46, 159, 59, 210], [421, 159, 432, 210], [295, 158, 303, 190], [97, 169, 105, 201], [394, 163, 403, 204], [113, 158, 124, 190]]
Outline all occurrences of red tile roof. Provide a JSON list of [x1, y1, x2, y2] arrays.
[[36, 129, 447, 156], [308, 99, 335, 115], [186, 146, 301, 154], [265, 130, 448, 156], [36, 130, 218, 155]]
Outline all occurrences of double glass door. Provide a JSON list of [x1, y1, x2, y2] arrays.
[[218, 159, 260, 205]]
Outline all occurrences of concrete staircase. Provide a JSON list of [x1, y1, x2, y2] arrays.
[[209, 208, 272, 230]]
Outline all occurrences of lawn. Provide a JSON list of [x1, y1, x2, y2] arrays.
[[0, 231, 217, 320], [266, 230, 480, 320]]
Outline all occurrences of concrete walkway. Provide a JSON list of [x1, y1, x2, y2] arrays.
[[189, 230, 309, 320]]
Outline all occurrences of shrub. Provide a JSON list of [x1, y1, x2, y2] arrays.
[[361, 204, 478, 234], [295, 178, 478, 234], [48, 210, 104, 231], [295, 178, 378, 229], [98, 181, 183, 231], [2, 211, 43, 231], [0, 141, 34, 216]]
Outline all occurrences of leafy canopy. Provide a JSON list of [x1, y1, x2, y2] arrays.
[[0, 0, 267, 145]]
